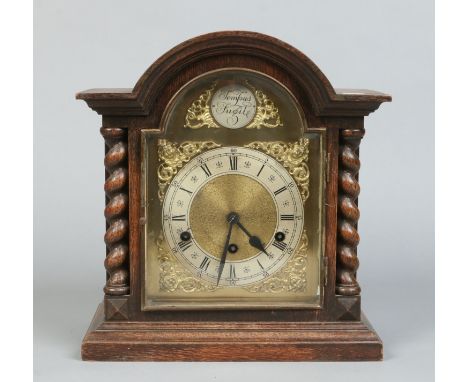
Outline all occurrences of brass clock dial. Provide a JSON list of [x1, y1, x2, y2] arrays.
[[162, 147, 304, 287]]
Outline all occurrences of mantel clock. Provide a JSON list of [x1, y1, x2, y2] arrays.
[[77, 31, 391, 361]]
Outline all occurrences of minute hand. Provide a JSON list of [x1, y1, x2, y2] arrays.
[[217, 220, 235, 286], [235, 221, 271, 258]]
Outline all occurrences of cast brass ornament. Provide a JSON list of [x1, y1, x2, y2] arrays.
[[184, 81, 283, 129], [183, 82, 219, 129], [245, 138, 310, 201], [157, 232, 217, 293], [245, 81, 283, 129], [157, 139, 221, 202]]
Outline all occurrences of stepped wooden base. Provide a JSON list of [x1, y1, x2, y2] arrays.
[[82, 303, 382, 361]]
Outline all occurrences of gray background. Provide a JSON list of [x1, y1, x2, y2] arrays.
[[34, 0, 434, 380]]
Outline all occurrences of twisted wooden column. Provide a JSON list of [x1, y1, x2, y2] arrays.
[[101, 127, 130, 295], [336, 128, 365, 296]]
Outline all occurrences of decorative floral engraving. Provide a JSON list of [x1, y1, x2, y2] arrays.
[[245, 139, 310, 202], [243, 231, 308, 293], [157, 233, 217, 293], [184, 81, 282, 129], [245, 81, 282, 129], [157, 139, 221, 202], [184, 82, 218, 129]]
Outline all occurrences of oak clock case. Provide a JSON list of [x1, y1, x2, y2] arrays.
[[142, 70, 325, 310], [76, 31, 391, 362]]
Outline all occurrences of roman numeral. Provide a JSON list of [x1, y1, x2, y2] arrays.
[[199, 257, 210, 271], [179, 187, 193, 195], [230, 156, 238, 170], [171, 215, 186, 221], [274, 186, 287, 196], [178, 240, 192, 252], [272, 241, 287, 251], [257, 259, 269, 276], [280, 214, 295, 221], [257, 259, 264, 269], [256, 164, 265, 177], [229, 264, 237, 279], [200, 163, 212, 177]]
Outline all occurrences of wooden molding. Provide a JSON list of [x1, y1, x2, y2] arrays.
[[76, 31, 391, 117], [82, 303, 382, 361]]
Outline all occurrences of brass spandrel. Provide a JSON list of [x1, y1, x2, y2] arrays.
[[183, 82, 219, 129], [244, 80, 283, 129], [157, 231, 217, 293], [245, 139, 310, 202], [157, 139, 221, 202]]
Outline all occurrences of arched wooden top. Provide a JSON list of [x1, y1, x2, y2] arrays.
[[77, 31, 391, 117]]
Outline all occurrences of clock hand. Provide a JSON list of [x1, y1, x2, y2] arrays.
[[235, 220, 272, 258], [217, 215, 237, 286]]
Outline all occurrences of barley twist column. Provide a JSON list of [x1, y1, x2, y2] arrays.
[[336, 128, 365, 296], [101, 127, 130, 295]]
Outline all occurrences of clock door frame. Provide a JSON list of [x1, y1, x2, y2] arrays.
[[77, 31, 391, 361]]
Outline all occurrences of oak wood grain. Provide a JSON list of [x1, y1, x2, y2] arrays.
[[76, 31, 390, 117], [82, 304, 382, 361]]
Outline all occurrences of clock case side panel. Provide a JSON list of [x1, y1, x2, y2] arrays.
[[322, 117, 365, 322]]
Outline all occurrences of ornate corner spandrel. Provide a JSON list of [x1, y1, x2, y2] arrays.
[[157, 232, 217, 293], [245, 139, 310, 202], [243, 231, 308, 293], [336, 128, 364, 296], [245, 81, 283, 129], [157, 139, 221, 202], [184, 82, 219, 129], [184, 81, 283, 130]]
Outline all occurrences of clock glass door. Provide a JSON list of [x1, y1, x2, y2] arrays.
[[141, 69, 326, 309]]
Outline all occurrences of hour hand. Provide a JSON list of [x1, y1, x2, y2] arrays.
[[236, 221, 271, 258]]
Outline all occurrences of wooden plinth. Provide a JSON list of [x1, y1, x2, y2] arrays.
[[81, 304, 382, 361]]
